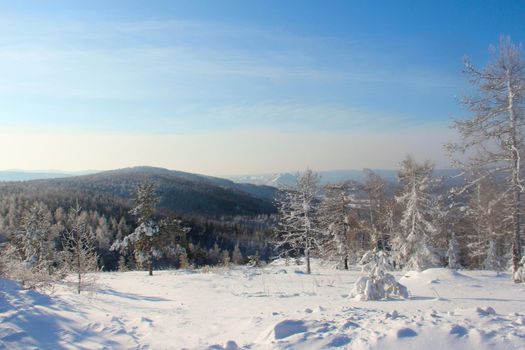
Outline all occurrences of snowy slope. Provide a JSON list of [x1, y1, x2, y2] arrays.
[[1, 261, 524, 349]]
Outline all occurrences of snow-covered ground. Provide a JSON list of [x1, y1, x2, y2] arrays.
[[1, 260, 525, 349]]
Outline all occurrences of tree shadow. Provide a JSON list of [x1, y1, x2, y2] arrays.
[[97, 288, 172, 302]]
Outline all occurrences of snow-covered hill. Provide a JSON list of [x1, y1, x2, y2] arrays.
[[1, 261, 524, 349]]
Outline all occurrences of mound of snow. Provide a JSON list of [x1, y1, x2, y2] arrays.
[[401, 268, 470, 284], [273, 320, 308, 339]]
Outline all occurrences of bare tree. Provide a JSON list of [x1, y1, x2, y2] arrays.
[[446, 37, 525, 281]]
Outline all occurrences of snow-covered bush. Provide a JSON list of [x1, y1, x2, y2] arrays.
[[351, 250, 409, 301], [0, 243, 65, 290]]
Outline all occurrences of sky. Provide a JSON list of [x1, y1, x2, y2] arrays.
[[0, 0, 523, 175]]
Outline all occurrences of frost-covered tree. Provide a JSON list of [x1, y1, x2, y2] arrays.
[[392, 156, 441, 271], [222, 250, 231, 267], [351, 250, 409, 301], [514, 256, 525, 282], [95, 216, 112, 251], [362, 169, 392, 250], [463, 180, 506, 270], [0, 202, 63, 289], [433, 191, 461, 268], [62, 203, 99, 294], [318, 183, 353, 269], [446, 37, 525, 281], [274, 169, 321, 274], [21, 202, 54, 272], [232, 242, 243, 265], [447, 232, 461, 269]]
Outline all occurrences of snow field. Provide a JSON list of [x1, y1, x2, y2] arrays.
[[1, 260, 525, 349]]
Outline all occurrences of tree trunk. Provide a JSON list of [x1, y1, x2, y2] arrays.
[[305, 248, 311, 274], [509, 75, 522, 282], [512, 186, 522, 281], [77, 234, 82, 294], [148, 251, 154, 276]]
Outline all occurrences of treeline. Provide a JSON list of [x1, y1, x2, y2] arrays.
[[274, 160, 513, 274]]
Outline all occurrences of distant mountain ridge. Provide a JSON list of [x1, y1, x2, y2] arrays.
[[0, 166, 277, 217], [0, 170, 96, 181], [226, 168, 462, 187]]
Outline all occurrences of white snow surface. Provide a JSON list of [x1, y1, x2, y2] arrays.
[[1, 260, 525, 349]]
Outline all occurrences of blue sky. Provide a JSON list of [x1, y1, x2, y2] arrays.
[[0, 1, 523, 174]]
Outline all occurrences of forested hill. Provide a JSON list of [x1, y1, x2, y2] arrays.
[[0, 166, 278, 217]]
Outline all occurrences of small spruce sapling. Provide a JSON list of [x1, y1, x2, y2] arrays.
[[351, 250, 409, 301]]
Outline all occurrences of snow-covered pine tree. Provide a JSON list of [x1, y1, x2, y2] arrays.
[[392, 156, 441, 271], [1, 201, 63, 289], [111, 183, 160, 276], [318, 183, 353, 269], [111, 184, 190, 275], [62, 203, 99, 294], [21, 201, 54, 273], [274, 169, 321, 274], [446, 37, 525, 281]]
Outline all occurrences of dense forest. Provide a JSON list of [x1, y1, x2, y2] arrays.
[[0, 167, 276, 273]]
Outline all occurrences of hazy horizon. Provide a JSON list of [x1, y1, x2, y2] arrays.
[[1, 1, 523, 174]]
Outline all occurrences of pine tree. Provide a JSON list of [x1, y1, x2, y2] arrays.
[[111, 183, 160, 276], [111, 184, 190, 275]]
